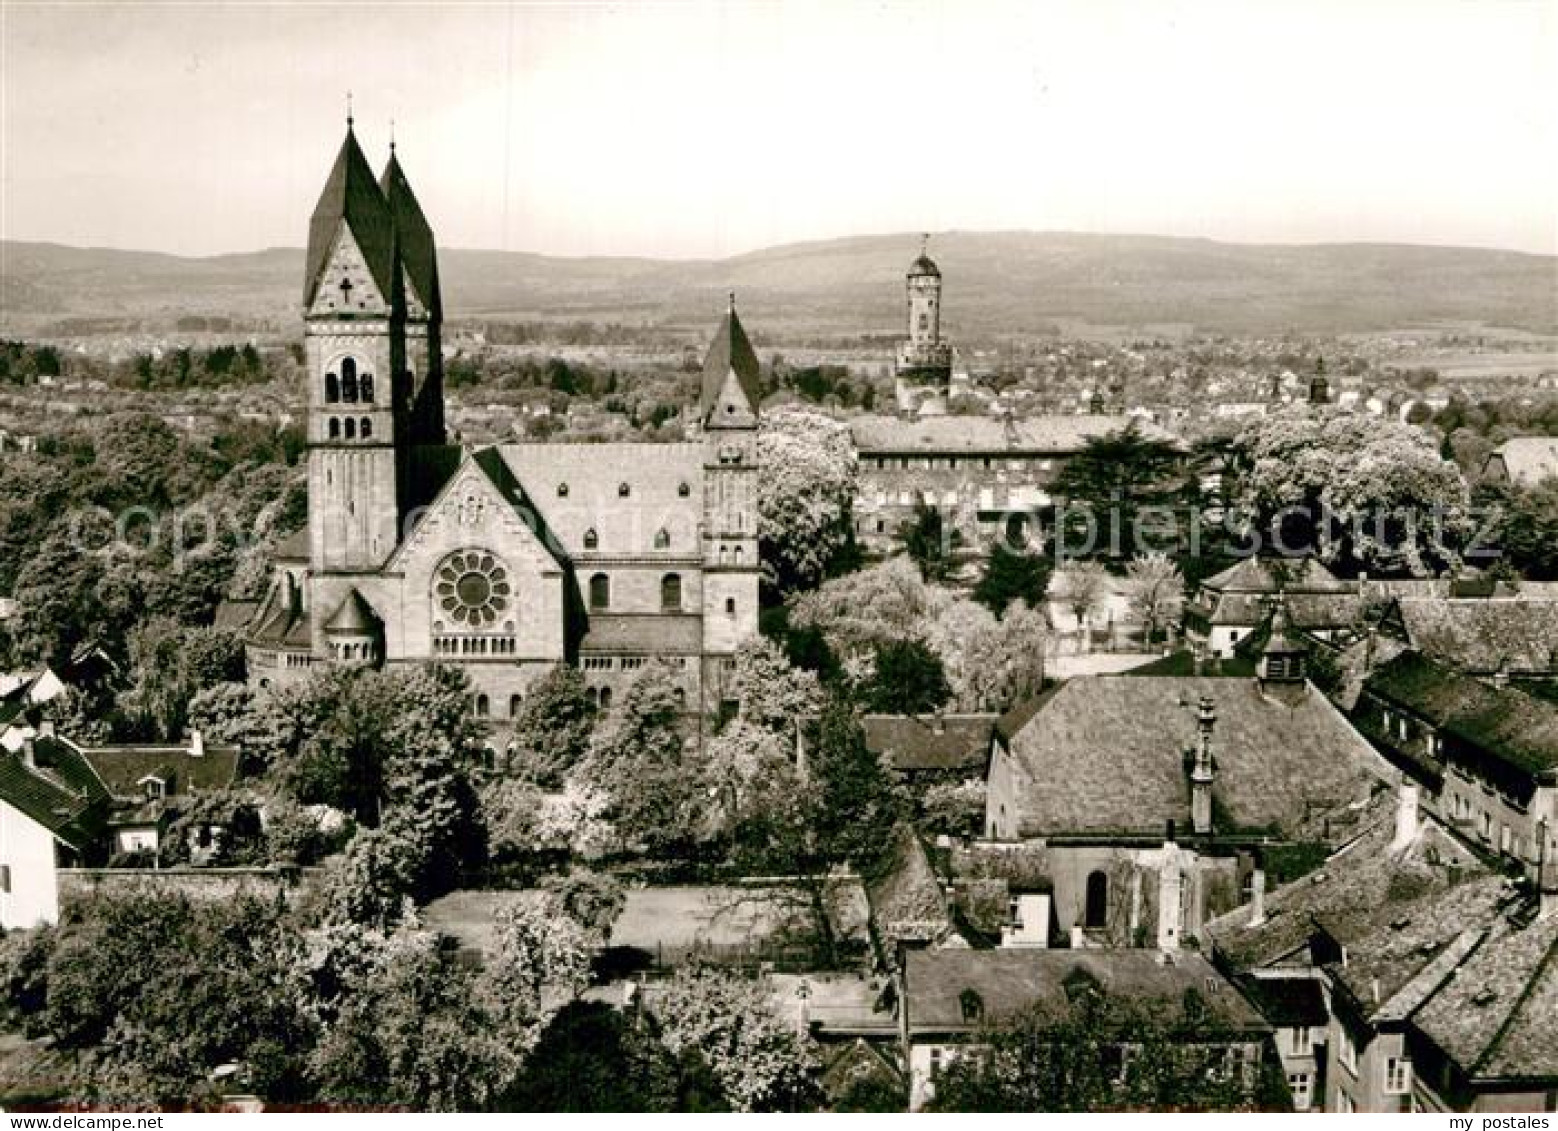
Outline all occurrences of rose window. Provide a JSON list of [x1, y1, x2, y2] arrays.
[[435, 551, 511, 626]]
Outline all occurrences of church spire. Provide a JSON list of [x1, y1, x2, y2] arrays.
[[304, 119, 396, 309], [379, 145, 442, 318], [700, 296, 761, 428]]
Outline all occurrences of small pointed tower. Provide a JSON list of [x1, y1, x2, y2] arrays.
[[380, 137, 446, 446], [894, 236, 953, 416], [303, 114, 408, 574], [700, 295, 762, 679], [1258, 593, 1309, 703]]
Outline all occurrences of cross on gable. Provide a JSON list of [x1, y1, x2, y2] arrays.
[[338, 276, 354, 303]]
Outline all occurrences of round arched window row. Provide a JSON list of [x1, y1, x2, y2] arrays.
[[435, 550, 512, 627]]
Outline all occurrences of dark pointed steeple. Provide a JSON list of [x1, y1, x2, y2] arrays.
[[700, 294, 762, 426], [379, 148, 442, 318], [304, 122, 397, 308]]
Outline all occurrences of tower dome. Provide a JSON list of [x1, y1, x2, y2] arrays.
[[908, 251, 941, 278]]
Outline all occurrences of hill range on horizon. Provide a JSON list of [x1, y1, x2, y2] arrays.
[[2, 229, 1556, 342]]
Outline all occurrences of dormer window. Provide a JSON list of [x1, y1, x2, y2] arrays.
[[654, 528, 670, 549], [583, 528, 598, 550], [678, 482, 691, 497], [618, 482, 631, 497], [557, 483, 569, 497]]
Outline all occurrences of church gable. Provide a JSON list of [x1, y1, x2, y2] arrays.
[[384, 455, 565, 578], [307, 227, 391, 318]]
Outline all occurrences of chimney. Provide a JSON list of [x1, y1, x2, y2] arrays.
[[190, 729, 205, 758], [1391, 781, 1420, 851], [21, 733, 36, 770], [1191, 696, 1216, 835], [1248, 868, 1267, 928], [1158, 841, 1184, 951]]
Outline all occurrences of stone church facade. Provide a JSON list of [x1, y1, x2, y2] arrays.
[[243, 123, 761, 722]]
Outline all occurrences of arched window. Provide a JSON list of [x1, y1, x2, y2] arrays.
[[734, 545, 744, 565], [654, 528, 670, 550], [618, 482, 631, 497], [360, 372, 374, 402], [1084, 871, 1109, 930], [583, 528, 598, 550], [599, 686, 613, 710], [341, 357, 359, 402], [661, 573, 682, 611], [325, 372, 340, 403], [343, 417, 356, 440], [508, 693, 523, 718], [473, 693, 490, 718], [360, 417, 372, 440], [589, 573, 610, 610], [328, 417, 341, 440], [719, 545, 729, 565]]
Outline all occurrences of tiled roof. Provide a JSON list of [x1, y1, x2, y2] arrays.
[[496, 442, 703, 559], [1202, 591, 1359, 629], [1000, 676, 1393, 839], [1412, 911, 1558, 1082], [212, 598, 260, 631], [304, 126, 397, 308], [862, 714, 994, 773], [578, 614, 703, 654], [379, 151, 441, 316], [903, 949, 1268, 1037], [1201, 555, 1352, 595], [1203, 805, 1493, 974], [1484, 437, 1558, 487], [1393, 599, 1558, 675], [1365, 652, 1558, 776], [78, 740, 239, 799], [848, 413, 1168, 455], [1236, 976, 1329, 1028]]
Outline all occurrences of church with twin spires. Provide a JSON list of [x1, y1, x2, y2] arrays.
[[241, 121, 762, 721]]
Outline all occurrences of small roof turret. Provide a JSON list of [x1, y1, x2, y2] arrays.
[[324, 588, 382, 635]]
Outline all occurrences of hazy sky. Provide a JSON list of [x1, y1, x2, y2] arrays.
[[2, 0, 1555, 259]]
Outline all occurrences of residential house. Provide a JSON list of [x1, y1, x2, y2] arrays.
[[1481, 438, 1558, 488], [984, 634, 1395, 944], [901, 948, 1271, 1110], [74, 732, 241, 861], [1183, 556, 1359, 658], [1205, 788, 1558, 1113], [1353, 651, 1558, 882]]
